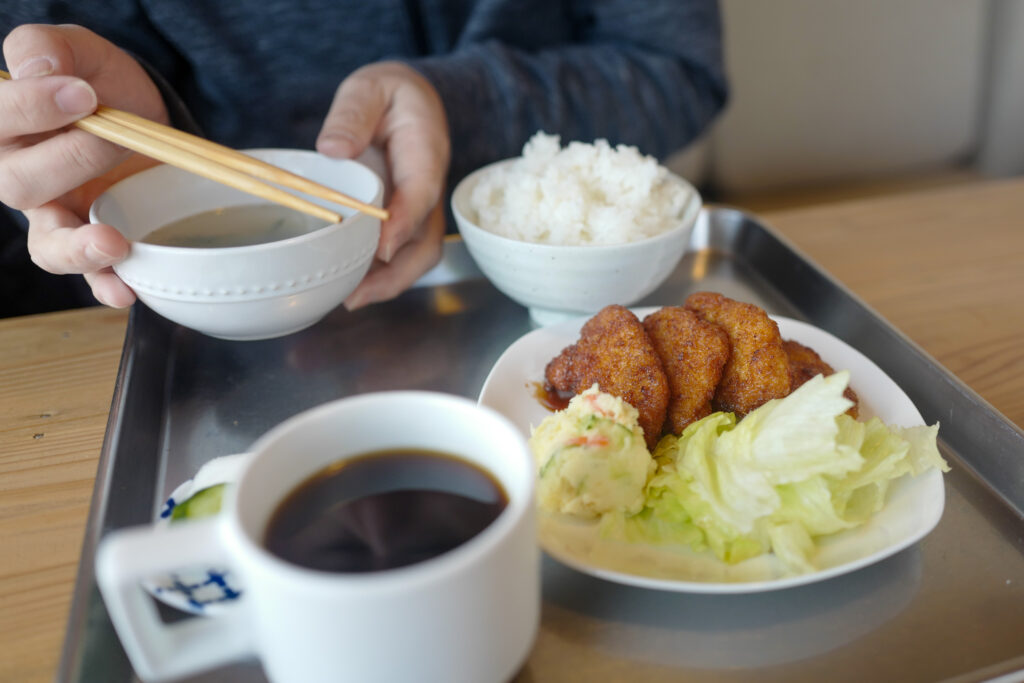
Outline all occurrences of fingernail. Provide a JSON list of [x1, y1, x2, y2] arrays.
[[343, 292, 367, 311], [85, 241, 118, 265], [91, 288, 111, 307], [15, 56, 54, 78], [317, 135, 355, 158], [55, 81, 97, 115], [379, 243, 393, 263]]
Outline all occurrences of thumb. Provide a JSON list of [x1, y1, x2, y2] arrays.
[[316, 71, 389, 159]]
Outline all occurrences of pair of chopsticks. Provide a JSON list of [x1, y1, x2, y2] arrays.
[[0, 69, 388, 223]]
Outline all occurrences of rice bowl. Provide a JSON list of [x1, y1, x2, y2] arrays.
[[453, 135, 702, 325]]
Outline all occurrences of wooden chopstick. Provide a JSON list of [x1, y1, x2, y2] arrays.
[[92, 106, 389, 221], [0, 69, 389, 223], [76, 115, 346, 223]]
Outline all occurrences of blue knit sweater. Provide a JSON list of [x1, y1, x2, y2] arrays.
[[1, 0, 727, 188]]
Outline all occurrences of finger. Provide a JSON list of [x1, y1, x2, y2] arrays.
[[25, 202, 129, 274], [316, 73, 389, 159], [4, 24, 168, 119], [376, 176, 441, 263], [377, 124, 447, 261], [1, 25, 156, 210], [3, 24, 72, 78], [344, 202, 445, 310], [375, 93, 448, 261], [83, 268, 136, 308], [0, 74, 97, 139], [0, 125, 125, 210]]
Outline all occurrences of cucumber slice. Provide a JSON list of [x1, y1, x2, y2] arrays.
[[170, 484, 226, 522]]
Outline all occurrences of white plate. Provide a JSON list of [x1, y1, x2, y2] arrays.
[[145, 453, 252, 615], [478, 308, 945, 593]]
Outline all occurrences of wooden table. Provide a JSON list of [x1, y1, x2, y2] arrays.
[[2, 177, 1023, 683]]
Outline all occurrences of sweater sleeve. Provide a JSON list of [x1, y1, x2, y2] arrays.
[[407, 0, 728, 184]]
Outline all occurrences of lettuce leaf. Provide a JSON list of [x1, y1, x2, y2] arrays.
[[602, 370, 949, 574]]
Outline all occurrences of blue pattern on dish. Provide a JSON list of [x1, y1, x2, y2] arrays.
[[143, 455, 252, 616], [150, 567, 242, 612], [159, 497, 176, 519]]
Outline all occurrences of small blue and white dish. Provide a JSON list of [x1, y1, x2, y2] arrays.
[[145, 453, 253, 616]]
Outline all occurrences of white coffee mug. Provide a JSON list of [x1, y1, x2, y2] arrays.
[[95, 391, 539, 682]]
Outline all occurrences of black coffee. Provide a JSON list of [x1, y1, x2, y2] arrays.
[[263, 449, 507, 573]]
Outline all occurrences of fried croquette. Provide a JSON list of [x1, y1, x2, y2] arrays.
[[544, 345, 575, 395], [684, 291, 791, 417], [642, 307, 730, 434], [783, 339, 860, 418], [544, 305, 669, 449]]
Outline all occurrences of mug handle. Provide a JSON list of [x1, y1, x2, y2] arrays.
[[95, 516, 254, 681]]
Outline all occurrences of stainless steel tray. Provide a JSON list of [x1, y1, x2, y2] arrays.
[[59, 209, 1024, 683]]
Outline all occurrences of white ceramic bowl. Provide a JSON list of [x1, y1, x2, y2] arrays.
[[452, 158, 701, 325], [90, 149, 383, 340]]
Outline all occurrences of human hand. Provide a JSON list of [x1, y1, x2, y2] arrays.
[[316, 61, 450, 310], [1, 24, 168, 307]]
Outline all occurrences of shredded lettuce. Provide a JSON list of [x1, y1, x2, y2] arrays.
[[603, 370, 949, 574]]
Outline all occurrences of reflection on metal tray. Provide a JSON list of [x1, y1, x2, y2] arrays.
[[59, 209, 1024, 683]]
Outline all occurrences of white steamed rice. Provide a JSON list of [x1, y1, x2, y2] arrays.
[[468, 132, 689, 245]]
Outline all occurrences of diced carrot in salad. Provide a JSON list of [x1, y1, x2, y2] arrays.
[[567, 434, 610, 448]]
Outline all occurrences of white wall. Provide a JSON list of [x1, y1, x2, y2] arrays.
[[976, 0, 1024, 177], [669, 0, 1020, 194]]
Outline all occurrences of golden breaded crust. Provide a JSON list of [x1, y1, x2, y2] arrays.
[[643, 306, 730, 434], [783, 339, 860, 418], [544, 305, 669, 449], [544, 345, 576, 395], [685, 291, 791, 416]]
